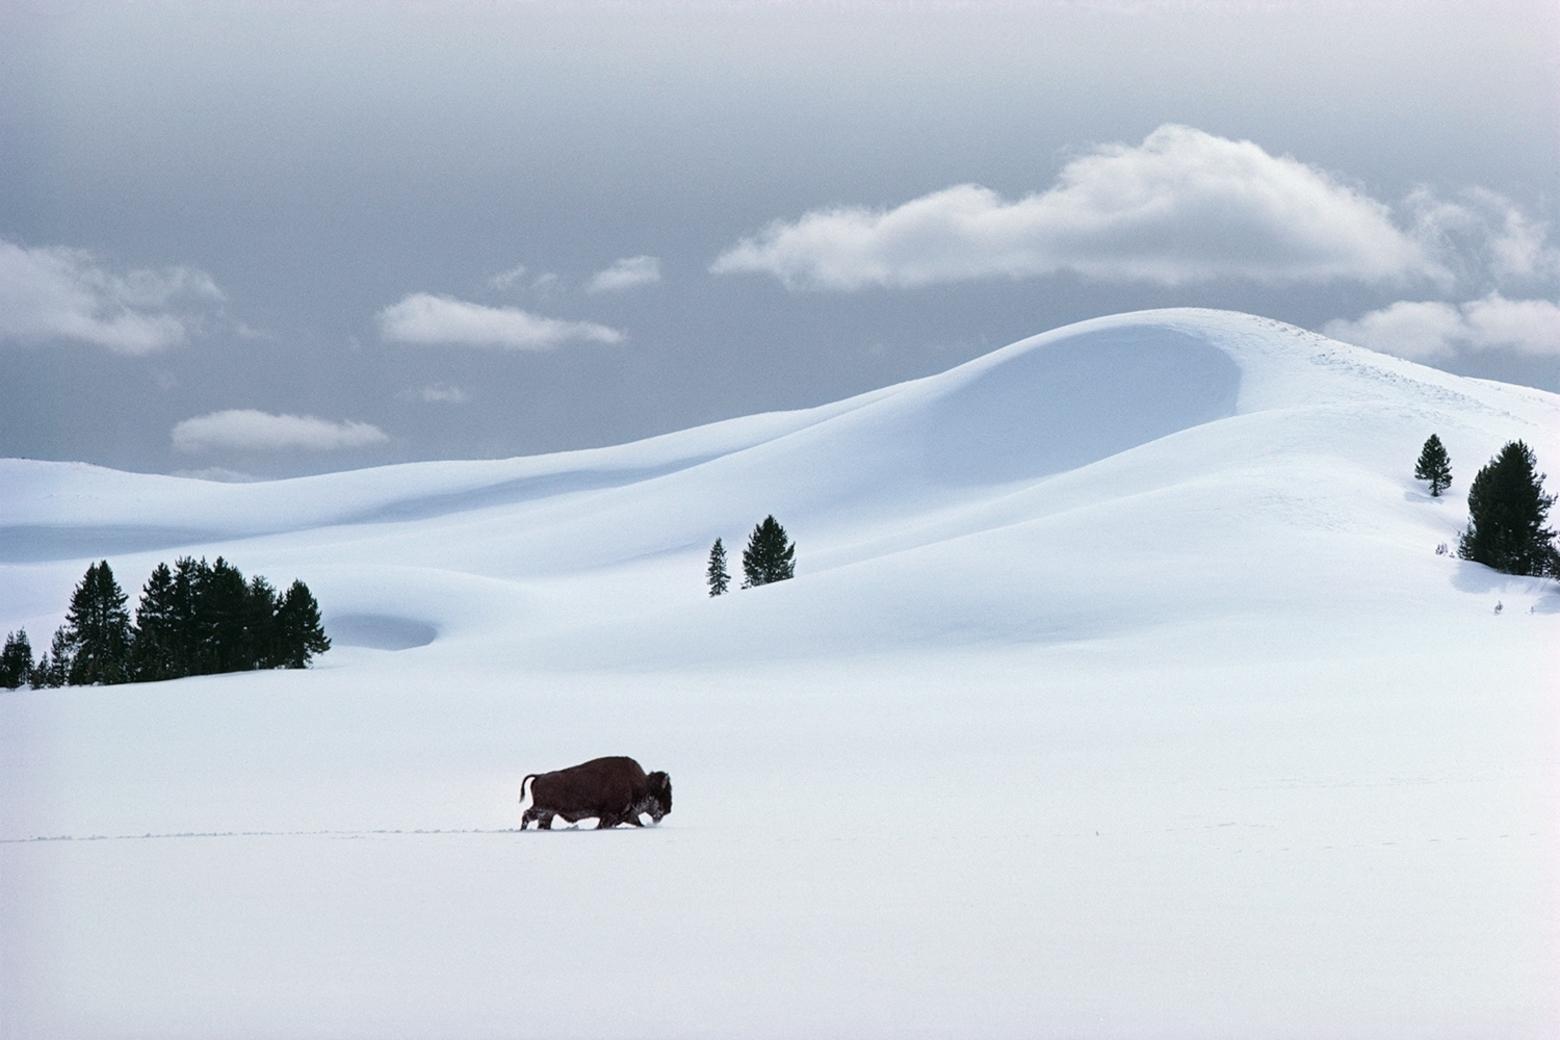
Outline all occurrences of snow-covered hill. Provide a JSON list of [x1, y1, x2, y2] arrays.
[[3, 309, 1557, 1039]]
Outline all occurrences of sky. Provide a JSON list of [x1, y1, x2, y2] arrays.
[[2, 0, 1557, 479]]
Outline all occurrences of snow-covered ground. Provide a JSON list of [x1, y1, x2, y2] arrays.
[[2, 309, 1557, 1038]]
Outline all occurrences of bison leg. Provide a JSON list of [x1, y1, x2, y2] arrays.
[[595, 812, 621, 830], [537, 811, 555, 830]]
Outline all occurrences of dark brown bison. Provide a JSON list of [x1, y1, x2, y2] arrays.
[[518, 756, 672, 830]]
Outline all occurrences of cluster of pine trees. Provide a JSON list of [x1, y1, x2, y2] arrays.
[[1415, 435, 1559, 578], [0, 557, 330, 691], [707, 515, 796, 595]]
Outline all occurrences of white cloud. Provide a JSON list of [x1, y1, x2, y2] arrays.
[[1321, 300, 1466, 360], [711, 124, 1441, 290], [400, 382, 470, 404], [1461, 295, 1560, 355], [587, 255, 663, 293], [377, 292, 623, 349], [172, 410, 390, 454], [1405, 186, 1560, 289], [487, 263, 529, 291], [0, 236, 224, 353], [1323, 294, 1560, 360]]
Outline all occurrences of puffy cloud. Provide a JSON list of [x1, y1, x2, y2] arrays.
[[1322, 300, 1466, 360], [1460, 295, 1560, 355], [712, 125, 1438, 290], [377, 292, 623, 349], [1405, 186, 1560, 288], [0, 236, 224, 353], [1323, 294, 1560, 360], [586, 255, 662, 293], [172, 410, 390, 454]]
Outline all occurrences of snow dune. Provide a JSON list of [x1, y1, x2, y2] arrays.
[[2, 309, 1557, 1039]]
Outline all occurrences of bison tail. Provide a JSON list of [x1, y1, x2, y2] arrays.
[[518, 774, 537, 812]]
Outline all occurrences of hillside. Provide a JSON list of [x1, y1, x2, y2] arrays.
[[2, 309, 1557, 1039]]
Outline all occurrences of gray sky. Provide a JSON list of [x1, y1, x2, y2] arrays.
[[3, 0, 1557, 478]]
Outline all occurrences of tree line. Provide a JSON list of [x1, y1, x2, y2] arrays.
[[1414, 435, 1558, 577], [1, 557, 330, 691]]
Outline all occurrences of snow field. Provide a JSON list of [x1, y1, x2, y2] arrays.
[[2, 309, 1557, 1037]]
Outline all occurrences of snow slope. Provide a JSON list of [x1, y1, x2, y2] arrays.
[[2, 309, 1557, 1039]]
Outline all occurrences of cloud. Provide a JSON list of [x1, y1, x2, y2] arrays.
[[0, 236, 224, 353], [529, 272, 563, 296], [377, 292, 623, 349], [399, 382, 470, 404], [172, 410, 390, 454], [486, 264, 565, 296], [1323, 294, 1560, 360], [1405, 186, 1560, 289], [712, 124, 1441, 290], [487, 263, 530, 291], [587, 255, 663, 293]]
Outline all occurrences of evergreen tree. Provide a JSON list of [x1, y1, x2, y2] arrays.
[[167, 556, 204, 678], [29, 653, 51, 689], [1458, 440, 1558, 576], [245, 575, 281, 669], [741, 515, 796, 588], [130, 562, 180, 682], [45, 626, 74, 687], [65, 561, 132, 685], [275, 580, 331, 668], [0, 629, 34, 689], [706, 538, 730, 597], [1414, 434, 1453, 497], [198, 557, 250, 674]]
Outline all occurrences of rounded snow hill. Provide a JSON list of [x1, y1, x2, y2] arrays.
[[2, 308, 1557, 652]]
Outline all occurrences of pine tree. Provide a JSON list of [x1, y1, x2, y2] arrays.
[[199, 557, 250, 674], [130, 562, 180, 682], [45, 626, 74, 687], [65, 561, 132, 685], [706, 538, 731, 597], [275, 580, 331, 668], [741, 515, 796, 588], [0, 629, 34, 689], [29, 653, 51, 689], [1414, 434, 1453, 497], [246, 576, 281, 669], [1458, 440, 1558, 576], [168, 557, 204, 678]]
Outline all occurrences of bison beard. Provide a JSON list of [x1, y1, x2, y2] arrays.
[[518, 756, 672, 830]]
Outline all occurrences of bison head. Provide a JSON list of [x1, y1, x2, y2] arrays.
[[645, 770, 673, 821]]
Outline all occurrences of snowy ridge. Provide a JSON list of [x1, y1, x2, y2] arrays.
[[4, 308, 1556, 651]]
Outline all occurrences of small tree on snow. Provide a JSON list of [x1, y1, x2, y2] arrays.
[[44, 626, 74, 687], [65, 561, 132, 686], [274, 580, 331, 668], [1458, 440, 1558, 577], [1415, 434, 1452, 496], [741, 515, 796, 588], [0, 629, 34, 689], [706, 538, 730, 597]]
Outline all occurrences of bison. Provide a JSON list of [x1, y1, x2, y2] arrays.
[[518, 755, 672, 830]]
